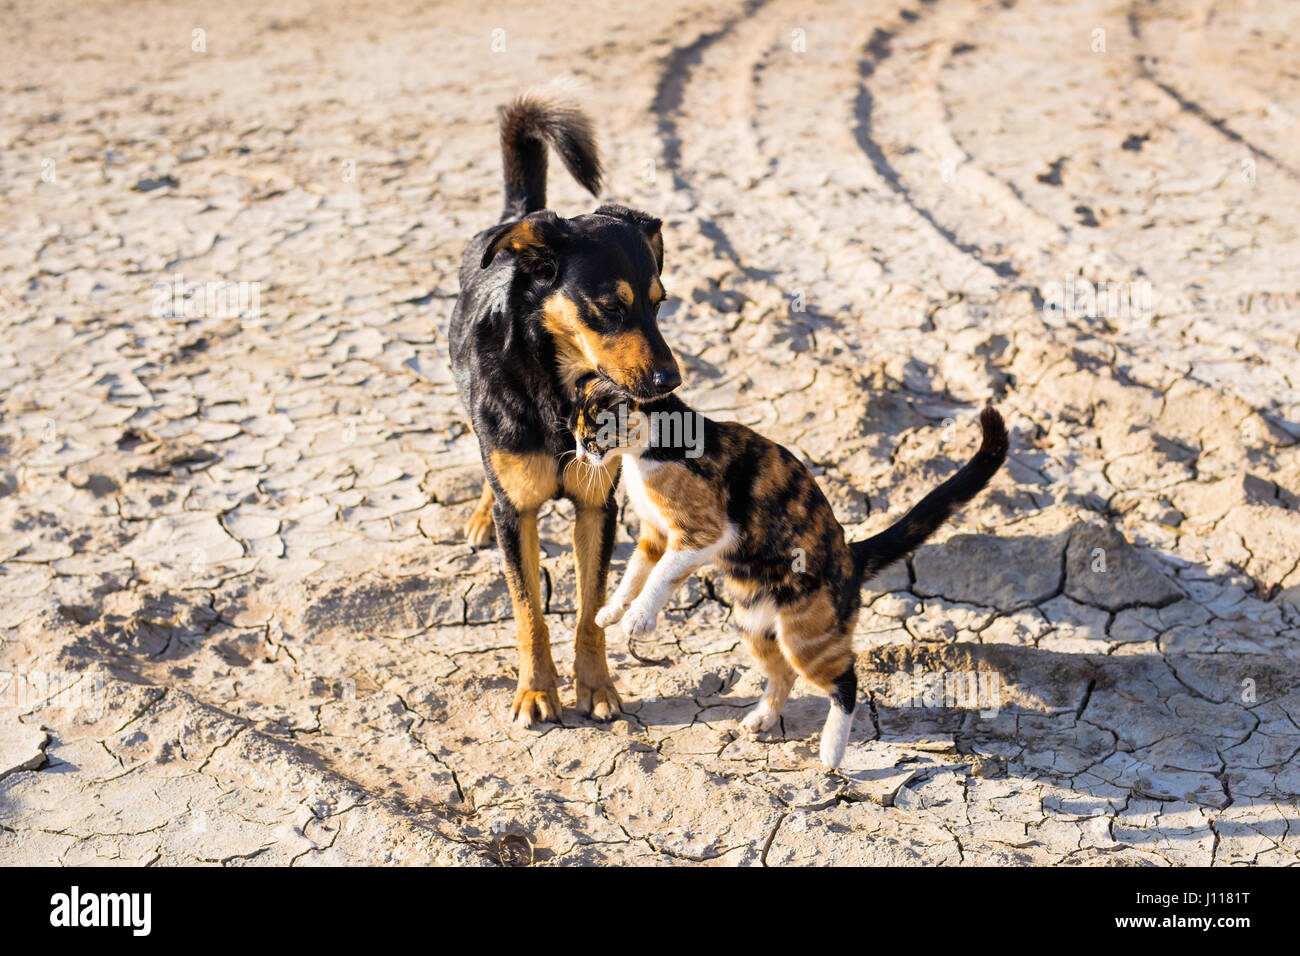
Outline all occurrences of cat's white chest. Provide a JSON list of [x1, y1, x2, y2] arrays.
[[621, 457, 670, 536]]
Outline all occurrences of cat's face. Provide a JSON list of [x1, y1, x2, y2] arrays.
[[570, 374, 641, 465]]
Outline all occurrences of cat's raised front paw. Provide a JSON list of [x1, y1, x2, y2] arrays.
[[620, 602, 657, 638], [594, 602, 626, 628]]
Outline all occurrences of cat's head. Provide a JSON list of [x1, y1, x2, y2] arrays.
[[569, 373, 646, 465]]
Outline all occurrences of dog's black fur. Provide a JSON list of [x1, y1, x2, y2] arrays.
[[449, 96, 680, 727]]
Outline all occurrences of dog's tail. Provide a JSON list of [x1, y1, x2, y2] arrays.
[[850, 406, 1009, 583], [498, 95, 603, 219]]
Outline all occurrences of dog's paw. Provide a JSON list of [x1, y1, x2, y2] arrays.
[[620, 601, 657, 639], [510, 683, 561, 729], [577, 679, 623, 722], [464, 508, 495, 548], [740, 703, 778, 734], [594, 602, 626, 628]]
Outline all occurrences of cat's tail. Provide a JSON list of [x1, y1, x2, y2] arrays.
[[850, 406, 1008, 584]]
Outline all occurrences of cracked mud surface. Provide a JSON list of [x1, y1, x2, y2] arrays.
[[2, 0, 1299, 865]]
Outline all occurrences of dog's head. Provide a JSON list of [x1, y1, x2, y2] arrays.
[[480, 203, 681, 401]]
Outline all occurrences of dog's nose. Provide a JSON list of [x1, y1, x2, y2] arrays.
[[651, 366, 681, 393]]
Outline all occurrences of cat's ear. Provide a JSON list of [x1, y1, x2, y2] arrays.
[[595, 203, 663, 273], [567, 373, 598, 430], [480, 211, 565, 278]]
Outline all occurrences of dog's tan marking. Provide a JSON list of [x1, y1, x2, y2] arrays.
[[572, 503, 621, 719], [488, 452, 563, 726], [614, 280, 634, 307], [511, 221, 539, 247], [541, 293, 598, 391], [485, 220, 547, 265], [500, 506, 560, 725], [598, 332, 658, 382], [561, 456, 619, 508], [542, 291, 658, 390], [645, 228, 664, 272], [490, 449, 558, 510], [648, 276, 665, 305]]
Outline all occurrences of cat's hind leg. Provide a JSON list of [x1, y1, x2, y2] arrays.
[[775, 595, 858, 769], [819, 665, 857, 769], [740, 627, 796, 733]]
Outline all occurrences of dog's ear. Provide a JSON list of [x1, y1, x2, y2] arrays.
[[595, 203, 663, 273], [480, 212, 564, 277]]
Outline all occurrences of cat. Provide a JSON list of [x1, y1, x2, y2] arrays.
[[568, 374, 1008, 767]]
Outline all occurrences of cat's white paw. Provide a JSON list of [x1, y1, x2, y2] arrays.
[[740, 703, 778, 734], [620, 601, 657, 638], [594, 602, 625, 628], [819, 706, 854, 769]]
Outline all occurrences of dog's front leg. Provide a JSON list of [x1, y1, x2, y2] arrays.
[[572, 498, 622, 720], [493, 498, 561, 728]]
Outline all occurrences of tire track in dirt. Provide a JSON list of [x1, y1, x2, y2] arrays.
[[1127, 0, 1300, 183], [857, 0, 1299, 430], [852, 10, 1025, 291], [651, 0, 772, 198]]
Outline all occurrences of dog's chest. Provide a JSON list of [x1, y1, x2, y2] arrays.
[[621, 458, 672, 536]]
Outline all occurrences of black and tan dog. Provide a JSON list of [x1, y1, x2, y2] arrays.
[[449, 97, 680, 727]]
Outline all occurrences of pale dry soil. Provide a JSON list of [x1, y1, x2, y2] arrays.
[[2, 0, 1299, 865]]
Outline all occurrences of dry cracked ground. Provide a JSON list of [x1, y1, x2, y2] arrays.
[[2, 0, 1299, 866]]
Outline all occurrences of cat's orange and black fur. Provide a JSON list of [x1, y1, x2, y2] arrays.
[[569, 376, 1008, 767]]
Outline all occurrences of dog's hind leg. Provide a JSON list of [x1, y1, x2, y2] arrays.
[[464, 482, 496, 547]]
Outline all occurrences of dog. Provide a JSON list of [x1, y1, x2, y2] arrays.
[[449, 96, 681, 727]]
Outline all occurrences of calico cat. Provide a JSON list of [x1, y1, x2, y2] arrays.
[[569, 374, 1008, 768]]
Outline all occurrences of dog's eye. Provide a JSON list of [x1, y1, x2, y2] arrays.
[[589, 303, 623, 333]]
